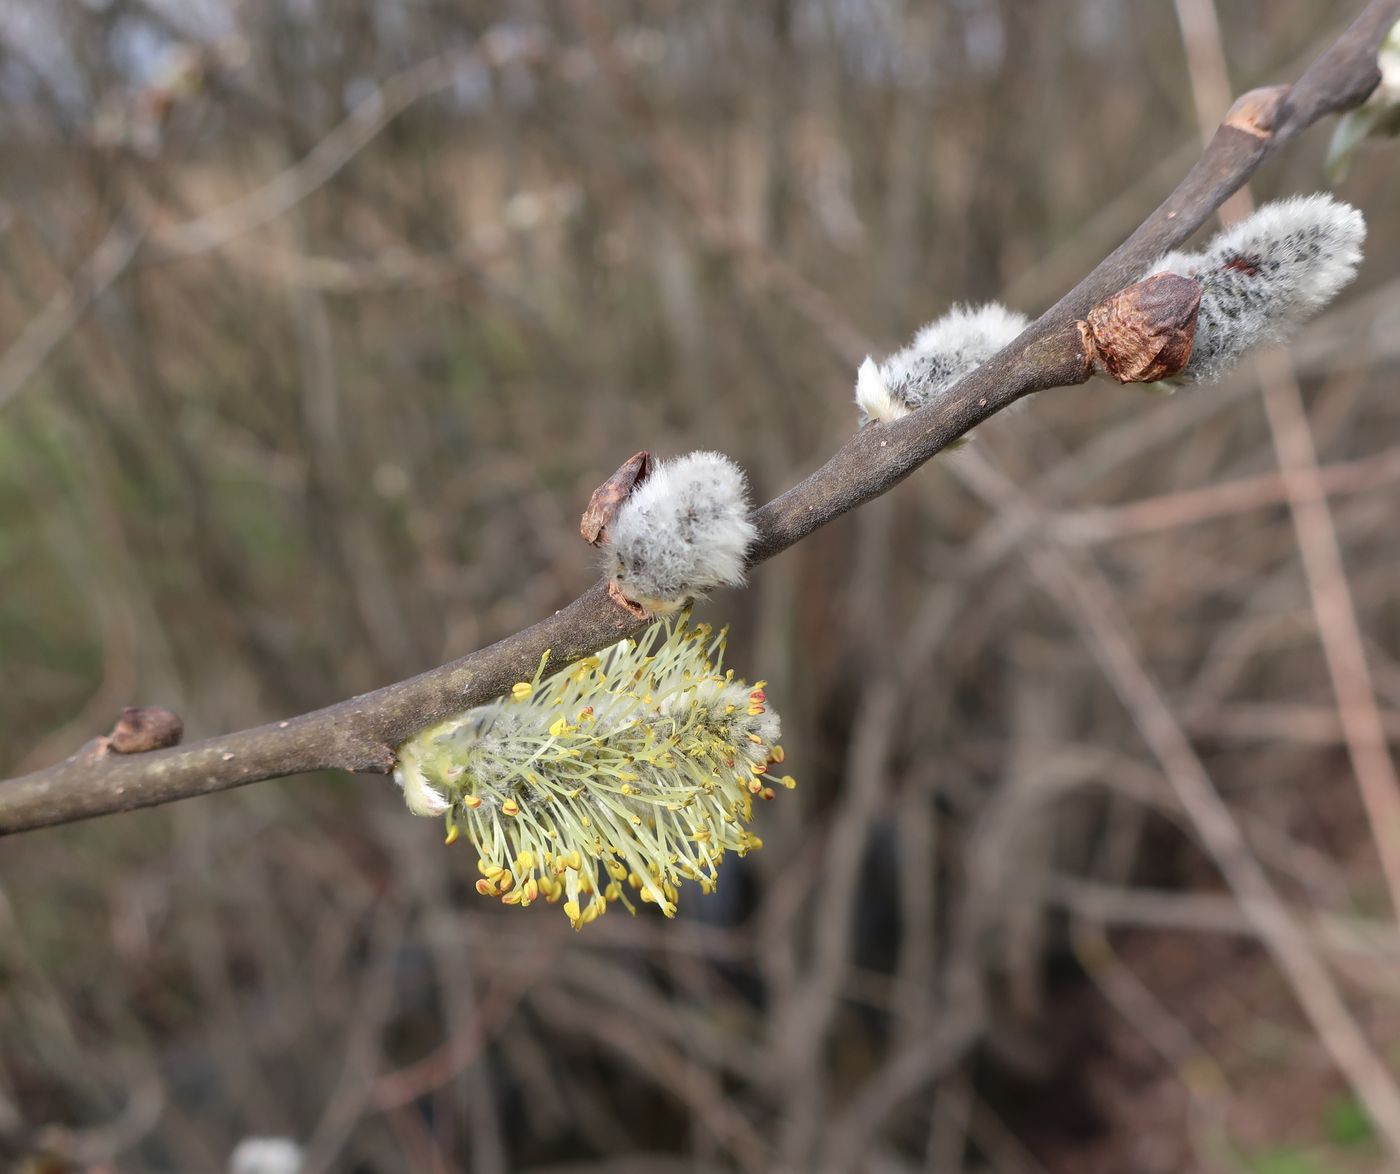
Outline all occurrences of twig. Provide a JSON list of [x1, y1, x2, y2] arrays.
[[964, 456, 1400, 1158], [1053, 442, 1400, 543], [1, 1, 1395, 845], [0, 218, 143, 413]]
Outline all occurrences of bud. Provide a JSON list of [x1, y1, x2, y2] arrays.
[[855, 302, 1028, 425], [1084, 273, 1202, 383], [597, 451, 755, 616], [1141, 194, 1366, 383], [106, 706, 184, 753]]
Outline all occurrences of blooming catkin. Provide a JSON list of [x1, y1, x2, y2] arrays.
[[855, 302, 1028, 425], [393, 615, 793, 929], [600, 450, 755, 615], [1142, 195, 1366, 383]]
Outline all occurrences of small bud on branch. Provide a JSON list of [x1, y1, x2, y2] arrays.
[[855, 302, 1029, 426], [596, 451, 755, 616], [105, 707, 184, 754], [1083, 273, 1203, 383]]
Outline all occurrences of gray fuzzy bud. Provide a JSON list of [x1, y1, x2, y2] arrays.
[[601, 451, 755, 614], [855, 302, 1028, 426], [1143, 194, 1366, 383]]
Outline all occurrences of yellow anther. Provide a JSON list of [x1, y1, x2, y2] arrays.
[[771, 746, 786, 764], [479, 860, 504, 877], [524, 879, 539, 903], [444, 825, 460, 846], [511, 682, 533, 700], [464, 794, 483, 809], [501, 798, 521, 817], [549, 717, 569, 738], [565, 850, 583, 870], [516, 851, 535, 871], [781, 775, 797, 789]]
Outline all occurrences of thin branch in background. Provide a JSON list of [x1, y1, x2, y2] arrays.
[[951, 451, 1400, 1158], [0, 218, 143, 413], [1054, 442, 1400, 544]]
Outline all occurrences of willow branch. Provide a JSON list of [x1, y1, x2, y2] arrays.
[[2, 0, 1394, 835]]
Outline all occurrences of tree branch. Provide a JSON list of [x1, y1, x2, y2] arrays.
[[2, 0, 1395, 835]]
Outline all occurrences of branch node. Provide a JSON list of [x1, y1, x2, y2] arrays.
[[607, 578, 652, 618], [1224, 83, 1291, 138], [364, 744, 397, 774]]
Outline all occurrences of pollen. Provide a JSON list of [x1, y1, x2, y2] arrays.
[[393, 613, 795, 927]]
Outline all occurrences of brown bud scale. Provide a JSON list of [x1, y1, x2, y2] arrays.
[[1085, 273, 1202, 384], [580, 451, 652, 546], [107, 706, 184, 754], [607, 579, 650, 618]]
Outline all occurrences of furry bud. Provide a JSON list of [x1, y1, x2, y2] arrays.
[[1142, 194, 1365, 383], [599, 451, 755, 616], [855, 302, 1028, 426]]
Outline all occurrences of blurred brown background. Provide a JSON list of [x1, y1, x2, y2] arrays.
[[3, 1, 1400, 1171]]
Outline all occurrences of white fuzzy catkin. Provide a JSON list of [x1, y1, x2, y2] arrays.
[[602, 451, 755, 614], [1142, 195, 1366, 383], [229, 1138, 304, 1174], [855, 302, 1028, 425]]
